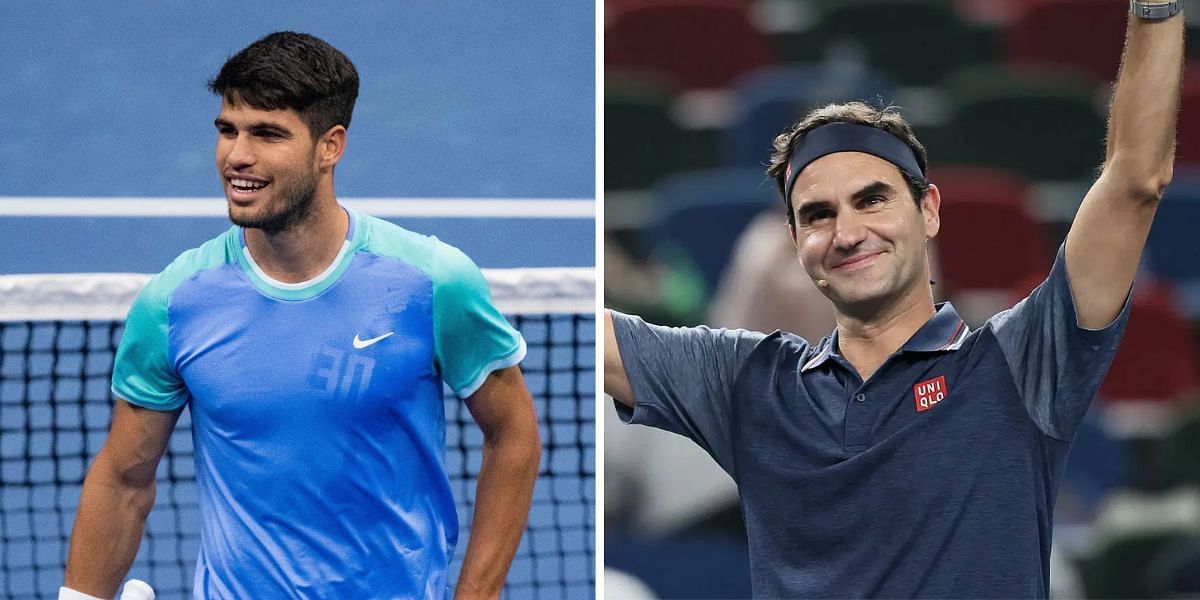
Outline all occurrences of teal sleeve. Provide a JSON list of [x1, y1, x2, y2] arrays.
[[432, 245, 526, 398], [111, 275, 188, 410]]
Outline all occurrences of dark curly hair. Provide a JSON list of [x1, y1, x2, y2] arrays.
[[208, 31, 360, 139]]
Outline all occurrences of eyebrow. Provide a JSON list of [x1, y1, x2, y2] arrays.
[[795, 180, 897, 222], [213, 118, 294, 137], [850, 180, 897, 201]]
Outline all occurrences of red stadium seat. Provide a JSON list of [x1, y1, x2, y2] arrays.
[[1005, 0, 1128, 83], [955, 0, 1066, 25], [935, 198, 1050, 295], [606, 3, 774, 91], [605, 0, 752, 21], [955, 0, 1033, 24], [926, 166, 1030, 209], [1174, 64, 1200, 164], [1100, 279, 1200, 404]]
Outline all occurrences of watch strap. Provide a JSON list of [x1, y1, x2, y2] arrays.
[[1130, 0, 1183, 20]]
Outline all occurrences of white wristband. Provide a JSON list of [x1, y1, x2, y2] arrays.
[[58, 587, 107, 600], [58, 580, 154, 600], [121, 580, 156, 600]]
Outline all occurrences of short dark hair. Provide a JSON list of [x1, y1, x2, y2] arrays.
[[208, 31, 360, 138], [766, 101, 930, 227]]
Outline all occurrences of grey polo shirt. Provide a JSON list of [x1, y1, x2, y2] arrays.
[[612, 247, 1131, 598]]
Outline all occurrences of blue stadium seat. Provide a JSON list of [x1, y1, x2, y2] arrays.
[[647, 168, 777, 293], [1145, 169, 1200, 317], [606, 529, 752, 599], [725, 64, 897, 168]]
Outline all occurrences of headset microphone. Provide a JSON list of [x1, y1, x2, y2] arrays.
[[816, 279, 829, 288]]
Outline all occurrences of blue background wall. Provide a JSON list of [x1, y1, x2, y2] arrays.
[[0, 0, 595, 270]]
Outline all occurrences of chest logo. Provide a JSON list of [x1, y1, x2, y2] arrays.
[[913, 375, 947, 412], [352, 331, 394, 349]]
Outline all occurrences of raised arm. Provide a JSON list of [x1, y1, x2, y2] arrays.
[[604, 309, 636, 408], [456, 366, 541, 600], [64, 399, 182, 598], [1065, 7, 1184, 328]]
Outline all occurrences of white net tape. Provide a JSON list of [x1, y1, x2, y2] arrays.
[[0, 268, 594, 321]]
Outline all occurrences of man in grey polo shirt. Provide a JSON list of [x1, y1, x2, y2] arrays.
[[605, 4, 1184, 598]]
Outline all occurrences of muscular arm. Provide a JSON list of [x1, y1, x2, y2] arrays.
[[1065, 10, 1184, 328], [64, 399, 182, 597], [456, 366, 541, 600], [604, 309, 635, 409]]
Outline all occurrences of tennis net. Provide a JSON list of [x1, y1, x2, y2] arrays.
[[0, 269, 595, 599]]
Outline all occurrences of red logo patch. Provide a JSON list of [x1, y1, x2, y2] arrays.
[[913, 376, 947, 412]]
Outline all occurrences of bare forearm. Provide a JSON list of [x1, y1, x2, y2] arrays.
[[1066, 8, 1185, 327], [455, 428, 541, 599], [1105, 10, 1185, 193], [64, 453, 155, 598]]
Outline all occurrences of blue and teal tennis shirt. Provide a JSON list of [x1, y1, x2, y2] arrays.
[[112, 207, 525, 598], [612, 246, 1130, 598]]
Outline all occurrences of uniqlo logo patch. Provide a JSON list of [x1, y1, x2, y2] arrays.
[[913, 376, 947, 412]]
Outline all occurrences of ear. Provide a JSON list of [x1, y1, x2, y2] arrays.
[[920, 183, 941, 240], [317, 124, 347, 170], [788, 218, 800, 249]]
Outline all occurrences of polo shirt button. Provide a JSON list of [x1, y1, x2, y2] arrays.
[[855, 393, 866, 402]]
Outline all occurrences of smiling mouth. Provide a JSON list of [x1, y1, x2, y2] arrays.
[[228, 177, 269, 193], [833, 252, 881, 272]]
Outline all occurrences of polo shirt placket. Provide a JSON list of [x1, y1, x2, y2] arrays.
[[801, 306, 969, 455]]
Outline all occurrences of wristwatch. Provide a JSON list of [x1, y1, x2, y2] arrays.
[[1130, 0, 1183, 19]]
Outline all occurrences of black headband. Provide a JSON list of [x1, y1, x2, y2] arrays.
[[784, 122, 927, 204]]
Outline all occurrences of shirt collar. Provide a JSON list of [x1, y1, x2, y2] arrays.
[[801, 302, 969, 372]]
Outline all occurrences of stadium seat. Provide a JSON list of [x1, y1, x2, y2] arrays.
[[724, 64, 897, 168], [1145, 170, 1200, 316], [606, 529, 752, 599], [926, 166, 1030, 208], [805, 0, 981, 86], [954, 0, 1052, 25], [647, 168, 777, 293], [1099, 279, 1200, 404], [1147, 534, 1200, 598], [934, 197, 1050, 295], [1058, 411, 1129, 522], [1159, 406, 1200, 488], [1172, 64, 1200, 164], [1080, 531, 1198, 599], [941, 67, 1104, 181], [605, 0, 752, 21], [1005, 0, 1128, 83], [605, 79, 690, 191], [605, 3, 774, 91]]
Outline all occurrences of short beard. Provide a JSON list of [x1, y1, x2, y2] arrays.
[[229, 174, 318, 235]]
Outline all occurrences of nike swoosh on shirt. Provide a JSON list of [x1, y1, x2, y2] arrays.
[[353, 331, 395, 349]]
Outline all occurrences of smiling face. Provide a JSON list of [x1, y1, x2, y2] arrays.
[[789, 152, 940, 317], [214, 97, 324, 234]]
